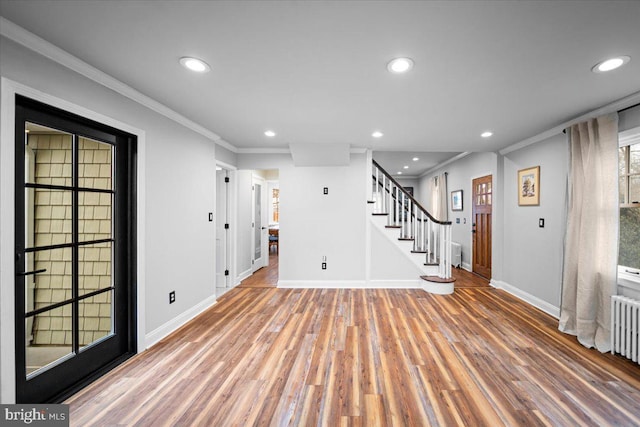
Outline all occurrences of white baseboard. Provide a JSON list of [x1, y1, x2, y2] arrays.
[[235, 268, 252, 285], [278, 280, 368, 288], [461, 262, 472, 271], [145, 295, 217, 348], [490, 279, 560, 319]]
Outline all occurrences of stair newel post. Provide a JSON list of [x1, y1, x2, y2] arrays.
[[412, 203, 417, 251], [446, 224, 452, 278], [395, 184, 400, 227], [401, 191, 406, 238], [427, 220, 432, 264], [438, 224, 445, 278], [374, 167, 379, 212], [382, 174, 387, 215]]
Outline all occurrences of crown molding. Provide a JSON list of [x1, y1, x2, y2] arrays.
[[499, 90, 640, 155], [236, 148, 291, 154], [0, 17, 239, 153], [420, 152, 471, 177]]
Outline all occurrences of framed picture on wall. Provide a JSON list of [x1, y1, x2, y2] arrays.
[[518, 166, 540, 206], [451, 189, 463, 211]]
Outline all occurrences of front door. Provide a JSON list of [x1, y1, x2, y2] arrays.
[[14, 96, 136, 403], [472, 175, 492, 279]]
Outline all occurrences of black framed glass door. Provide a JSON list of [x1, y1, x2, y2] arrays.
[[14, 96, 136, 403]]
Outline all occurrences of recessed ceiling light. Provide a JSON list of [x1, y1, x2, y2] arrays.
[[481, 131, 493, 138], [387, 57, 414, 74], [179, 57, 211, 73], [372, 131, 384, 138], [397, 171, 403, 175], [264, 130, 276, 137], [412, 157, 419, 161], [592, 56, 631, 73], [403, 165, 409, 169]]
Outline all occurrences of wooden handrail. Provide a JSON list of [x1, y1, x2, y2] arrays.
[[372, 159, 451, 226]]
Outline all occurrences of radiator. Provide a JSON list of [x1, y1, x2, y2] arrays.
[[611, 295, 640, 364], [451, 242, 461, 268]]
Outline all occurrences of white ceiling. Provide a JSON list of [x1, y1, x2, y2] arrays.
[[1, 1, 639, 173]]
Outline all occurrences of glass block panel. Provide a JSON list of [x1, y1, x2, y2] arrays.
[[25, 123, 73, 187], [26, 304, 73, 378], [79, 137, 113, 190], [79, 242, 112, 297], [79, 192, 112, 243], [79, 291, 113, 349]]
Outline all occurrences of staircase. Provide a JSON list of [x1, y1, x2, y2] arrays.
[[369, 160, 455, 294]]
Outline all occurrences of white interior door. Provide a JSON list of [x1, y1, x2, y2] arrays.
[[216, 169, 228, 288], [252, 175, 268, 271]]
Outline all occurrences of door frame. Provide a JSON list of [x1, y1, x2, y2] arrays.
[[470, 173, 493, 279], [251, 174, 268, 271], [215, 161, 237, 289], [0, 78, 147, 403]]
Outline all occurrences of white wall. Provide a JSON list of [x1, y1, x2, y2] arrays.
[[0, 36, 218, 401], [238, 153, 368, 285], [279, 155, 367, 284], [501, 134, 568, 309]]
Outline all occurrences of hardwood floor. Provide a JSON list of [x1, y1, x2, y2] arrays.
[[238, 252, 279, 288], [66, 276, 640, 426]]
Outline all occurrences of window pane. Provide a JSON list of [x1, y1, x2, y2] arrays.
[[79, 191, 112, 243], [630, 176, 640, 204], [619, 147, 628, 176], [26, 304, 73, 378], [79, 137, 113, 190], [29, 189, 73, 249], [26, 248, 73, 313], [79, 242, 112, 297], [25, 123, 73, 187], [79, 291, 113, 350], [619, 207, 640, 269], [631, 144, 640, 174]]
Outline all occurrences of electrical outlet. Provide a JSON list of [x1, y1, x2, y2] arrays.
[[169, 291, 176, 304], [322, 262, 327, 270]]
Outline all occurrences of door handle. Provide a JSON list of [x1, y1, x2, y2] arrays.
[[17, 269, 47, 277]]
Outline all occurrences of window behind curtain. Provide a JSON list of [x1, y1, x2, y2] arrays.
[[619, 137, 640, 273]]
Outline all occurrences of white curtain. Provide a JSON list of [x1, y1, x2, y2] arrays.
[[559, 113, 619, 352], [431, 173, 448, 222]]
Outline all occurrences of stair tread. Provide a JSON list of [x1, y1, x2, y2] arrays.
[[367, 200, 376, 204], [385, 225, 401, 229], [398, 238, 414, 241], [411, 250, 428, 254], [420, 275, 456, 283], [424, 262, 439, 266], [372, 213, 389, 216]]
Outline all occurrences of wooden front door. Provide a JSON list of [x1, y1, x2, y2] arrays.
[[472, 175, 492, 279]]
